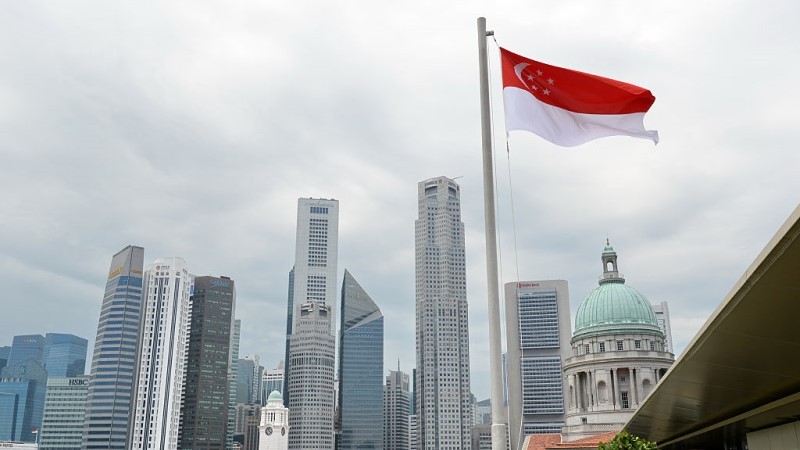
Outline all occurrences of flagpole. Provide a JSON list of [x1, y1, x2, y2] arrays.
[[477, 16, 508, 450]]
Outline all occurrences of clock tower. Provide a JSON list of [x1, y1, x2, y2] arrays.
[[259, 390, 289, 450]]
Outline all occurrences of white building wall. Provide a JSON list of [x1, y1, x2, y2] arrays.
[[651, 302, 674, 355], [130, 257, 192, 450]]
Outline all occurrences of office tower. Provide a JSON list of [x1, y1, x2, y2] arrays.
[[286, 198, 339, 449], [7, 335, 45, 367], [253, 358, 264, 405], [470, 425, 492, 450], [82, 245, 144, 450], [475, 399, 491, 425], [227, 319, 241, 450], [283, 268, 294, 406], [258, 391, 289, 450], [262, 361, 284, 405], [129, 257, 192, 450], [503, 280, 572, 448], [237, 358, 256, 404], [180, 276, 236, 450], [651, 302, 674, 354], [0, 358, 47, 442], [384, 368, 410, 450], [287, 302, 335, 450], [234, 404, 261, 450], [0, 346, 10, 371], [338, 270, 384, 450], [414, 177, 472, 450], [408, 415, 418, 450], [43, 334, 88, 378], [39, 376, 89, 450]]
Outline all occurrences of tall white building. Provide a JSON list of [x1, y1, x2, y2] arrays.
[[259, 391, 289, 450], [414, 177, 472, 450], [504, 280, 572, 449], [651, 302, 674, 355], [129, 257, 193, 450], [384, 368, 410, 450], [286, 198, 339, 450]]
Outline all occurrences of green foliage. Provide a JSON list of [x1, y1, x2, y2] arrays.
[[597, 431, 658, 450]]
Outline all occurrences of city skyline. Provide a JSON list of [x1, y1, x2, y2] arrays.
[[2, 1, 799, 403]]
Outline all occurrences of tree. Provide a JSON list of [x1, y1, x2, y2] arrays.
[[598, 431, 658, 450]]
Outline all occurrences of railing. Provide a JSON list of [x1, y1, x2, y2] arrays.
[[561, 422, 620, 434]]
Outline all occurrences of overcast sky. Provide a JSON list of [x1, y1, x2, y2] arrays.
[[1, 0, 798, 400]]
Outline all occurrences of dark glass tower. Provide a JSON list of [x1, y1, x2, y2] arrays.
[[180, 276, 236, 450], [338, 270, 384, 450], [283, 267, 294, 406], [0, 358, 47, 442], [43, 333, 88, 377], [7, 335, 45, 367], [81, 245, 144, 450]]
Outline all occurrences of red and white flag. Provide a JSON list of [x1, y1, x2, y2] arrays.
[[500, 47, 659, 147]]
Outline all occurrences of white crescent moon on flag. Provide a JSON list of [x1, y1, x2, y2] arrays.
[[514, 62, 531, 89]]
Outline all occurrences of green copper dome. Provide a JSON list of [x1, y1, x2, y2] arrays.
[[573, 242, 661, 340], [268, 390, 283, 402]]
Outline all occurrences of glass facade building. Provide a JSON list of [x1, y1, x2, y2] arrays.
[[179, 276, 236, 450], [43, 334, 88, 378], [82, 245, 145, 450], [39, 376, 89, 450], [0, 358, 48, 442], [338, 270, 384, 450], [7, 335, 45, 367]]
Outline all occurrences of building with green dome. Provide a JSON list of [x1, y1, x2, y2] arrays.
[[259, 390, 289, 450], [562, 242, 674, 440]]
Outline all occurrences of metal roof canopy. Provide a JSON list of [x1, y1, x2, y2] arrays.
[[625, 203, 800, 449]]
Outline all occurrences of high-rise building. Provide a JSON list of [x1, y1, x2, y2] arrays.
[[180, 276, 236, 450], [234, 404, 261, 450], [82, 245, 144, 450], [7, 335, 45, 367], [286, 198, 339, 450], [408, 415, 418, 450], [338, 270, 384, 450], [0, 358, 47, 442], [43, 334, 88, 378], [228, 319, 241, 450], [258, 391, 289, 450], [0, 346, 11, 370], [651, 302, 674, 355], [384, 367, 410, 450], [414, 177, 472, 450], [262, 361, 284, 405], [503, 280, 572, 448], [129, 257, 193, 450], [237, 358, 256, 405], [39, 376, 89, 450], [287, 302, 336, 450], [283, 268, 294, 406]]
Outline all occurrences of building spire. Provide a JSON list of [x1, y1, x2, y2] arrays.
[[600, 240, 624, 284]]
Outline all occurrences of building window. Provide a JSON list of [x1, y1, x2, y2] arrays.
[[616, 341, 623, 351], [621, 392, 630, 408], [649, 341, 656, 351], [584, 344, 589, 354], [634, 340, 641, 349], [599, 342, 605, 352]]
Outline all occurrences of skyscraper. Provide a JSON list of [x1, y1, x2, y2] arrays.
[[283, 268, 294, 406], [286, 198, 339, 449], [0, 346, 10, 371], [338, 270, 384, 450], [7, 335, 45, 367], [43, 333, 88, 378], [129, 257, 192, 450], [414, 176, 472, 450], [228, 319, 241, 450], [384, 367, 410, 450], [262, 361, 284, 405], [287, 302, 336, 450], [651, 302, 674, 354], [82, 245, 144, 450], [180, 276, 236, 450], [237, 358, 256, 405], [0, 358, 47, 442], [39, 376, 89, 450], [503, 280, 572, 448]]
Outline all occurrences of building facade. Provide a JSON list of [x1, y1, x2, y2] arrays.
[[258, 391, 289, 450], [82, 245, 145, 450], [414, 177, 472, 450], [338, 270, 384, 450], [262, 361, 284, 405], [287, 302, 336, 450], [650, 302, 674, 355], [0, 359, 47, 442], [43, 334, 87, 378], [179, 276, 236, 450], [7, 335, 45, 368], [562, 242, 674, 439], [503, 280, 572, 448], [129, 257, 193, 450], [228, 319, 241, 450], [384, 368, 410, 450], [235, 404, 261, 450], [39, 376, 89, 450]]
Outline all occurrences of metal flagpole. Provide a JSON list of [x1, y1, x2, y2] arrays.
[[477, 16, 508, 450]]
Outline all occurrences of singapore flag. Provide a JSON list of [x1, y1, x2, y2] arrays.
[[500, 47, 659, 147]]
